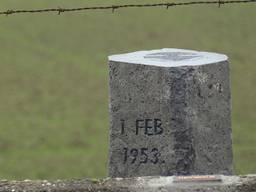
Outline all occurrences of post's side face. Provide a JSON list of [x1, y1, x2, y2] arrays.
[[108, 49, 233, 178], [187, 62, 233, 175]]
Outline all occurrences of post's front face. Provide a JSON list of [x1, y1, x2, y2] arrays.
[[108, 49, 233, 178], [109, 62, 175, 177]]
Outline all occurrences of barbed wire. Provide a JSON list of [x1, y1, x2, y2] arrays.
[[0, 0, 255, 16]]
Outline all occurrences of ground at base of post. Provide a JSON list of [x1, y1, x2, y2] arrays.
[[0, 175, 255, 192]]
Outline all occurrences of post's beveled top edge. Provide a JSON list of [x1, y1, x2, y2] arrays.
[[108, 48, 228, 67]]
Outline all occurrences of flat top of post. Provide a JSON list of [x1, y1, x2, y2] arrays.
[[109, 48, 228, 67]]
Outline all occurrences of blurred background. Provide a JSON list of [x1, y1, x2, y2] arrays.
[[0, 0, 255, 179]]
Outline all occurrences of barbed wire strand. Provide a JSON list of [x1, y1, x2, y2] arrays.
[[0, 0, 255, 16]]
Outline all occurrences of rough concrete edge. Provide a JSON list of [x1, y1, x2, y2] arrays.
[[0, 175, 255, 192]]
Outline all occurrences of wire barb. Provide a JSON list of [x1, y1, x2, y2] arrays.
[[112, 5, 119, 13], [218, 0, 224, 7], [57, 7, 65, 15], [0, 0, 255, 16], [166, 3, 175, 9], [5, 10, 14, 16]]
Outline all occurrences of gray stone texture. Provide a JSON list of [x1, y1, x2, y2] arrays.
[[108, 52, 233, 178]]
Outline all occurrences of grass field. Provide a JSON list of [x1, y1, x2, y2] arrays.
[[0, 0, 255, 179]]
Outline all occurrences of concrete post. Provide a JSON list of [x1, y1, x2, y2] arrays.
[[108, 48, 233, 178]]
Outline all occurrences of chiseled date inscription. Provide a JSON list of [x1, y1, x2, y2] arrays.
[[123, 147, 164, 164], [120, 118, 163, 136]]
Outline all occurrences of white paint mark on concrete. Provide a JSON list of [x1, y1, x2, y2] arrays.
[[109, 48, 228, 67]]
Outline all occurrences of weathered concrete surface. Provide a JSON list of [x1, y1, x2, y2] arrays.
[[0, 175, 255, 192], [108, 49, 233, 178]]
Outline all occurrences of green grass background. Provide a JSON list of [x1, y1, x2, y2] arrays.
[[0, 0, 255, 179]]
